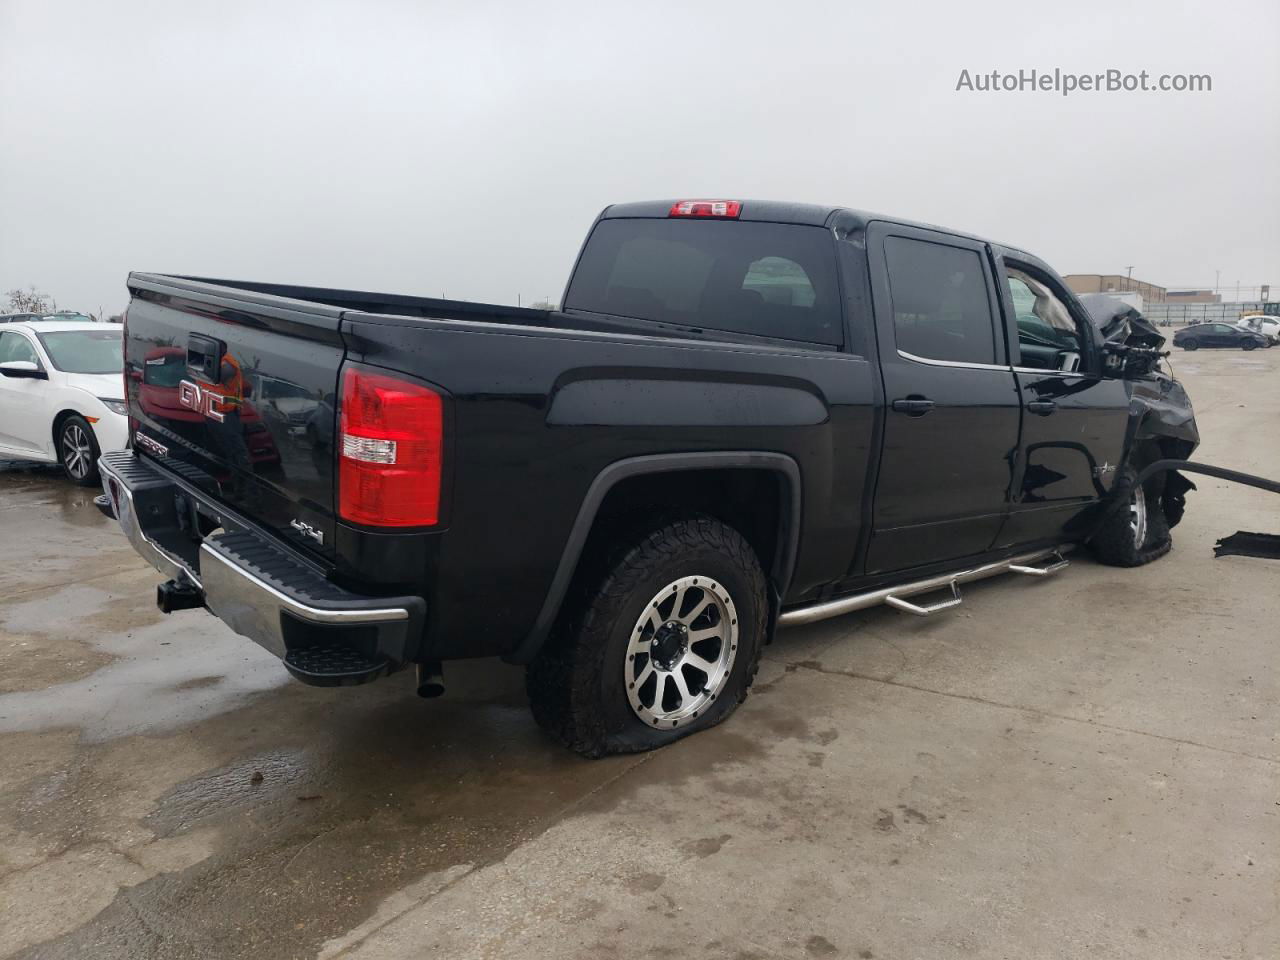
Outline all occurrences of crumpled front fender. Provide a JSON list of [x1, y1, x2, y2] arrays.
[[1127, 374, 1200, 450]]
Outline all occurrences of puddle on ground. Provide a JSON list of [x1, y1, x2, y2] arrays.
[[145, 750, 310, 836], [0, 610, 289, 741], [0, 457, 112, 524]]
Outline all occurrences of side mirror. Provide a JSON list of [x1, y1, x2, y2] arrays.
[[0, 360, 47, 380], [1102, 342, 1164, 378]]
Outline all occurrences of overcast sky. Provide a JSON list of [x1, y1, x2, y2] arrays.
[[2, 0, 1276, 315]]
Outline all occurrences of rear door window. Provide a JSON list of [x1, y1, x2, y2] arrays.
[[883, 237, 998, 365], [565, 218, 842, 346]]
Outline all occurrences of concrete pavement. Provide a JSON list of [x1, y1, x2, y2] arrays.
[[1, 347, 1276, 959]]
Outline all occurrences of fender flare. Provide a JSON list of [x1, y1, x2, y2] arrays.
[[505, 451, 802, 664]]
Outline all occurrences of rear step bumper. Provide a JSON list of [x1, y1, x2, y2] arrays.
[[98, 450, 426, 686]]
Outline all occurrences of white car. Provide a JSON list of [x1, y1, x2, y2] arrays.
[[0, 320, 128, 485], [1235, 315, 1280, 345]]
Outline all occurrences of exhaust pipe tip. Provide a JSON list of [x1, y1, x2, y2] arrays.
[[415, 662, 445, 699]]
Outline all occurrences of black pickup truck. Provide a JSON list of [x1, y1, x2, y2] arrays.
[[100, 199, 1198, 755]]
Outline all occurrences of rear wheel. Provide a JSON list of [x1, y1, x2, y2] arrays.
[[1180, 338, 1199, 351], [527, 514, 768, 757], [58, 415, 101, 486], [1089, 463, 1171, 567]]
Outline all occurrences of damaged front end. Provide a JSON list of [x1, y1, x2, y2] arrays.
[[1126, 372, 1199, 529], [1079, 294, 1201, 531], [1081, 295, 1280, 559]]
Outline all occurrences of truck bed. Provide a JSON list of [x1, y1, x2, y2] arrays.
[[122, 269, 875, 666], [160, 275, 823, 349]]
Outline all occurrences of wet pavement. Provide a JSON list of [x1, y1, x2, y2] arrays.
[[1, 348, 1277, 959]]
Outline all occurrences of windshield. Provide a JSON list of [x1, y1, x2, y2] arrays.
[[35, 329, 123, 374]]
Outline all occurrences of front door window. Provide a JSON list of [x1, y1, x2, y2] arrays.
[[1007, 268, 1087, 372]]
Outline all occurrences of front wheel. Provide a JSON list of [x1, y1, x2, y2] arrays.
[[58, 414, 101, 486], [1180, 338, 1199, 351], [527, 514, 768, 757], [1242, 339, 1258, 351], [1089, 464, 1171, 567]]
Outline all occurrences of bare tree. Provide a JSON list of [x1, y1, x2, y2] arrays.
[[5, 285, 56, 314]]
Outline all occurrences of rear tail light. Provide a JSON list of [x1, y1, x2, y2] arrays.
[[338, 366, 443, 527], [669, 200, 741, 218]]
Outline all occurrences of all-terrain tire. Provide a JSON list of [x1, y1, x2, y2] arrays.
[[1089, 462, 1171, 567], [526, 514, 768, 757]]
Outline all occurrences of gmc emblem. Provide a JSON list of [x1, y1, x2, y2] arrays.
[[178, 379, 226, 423]]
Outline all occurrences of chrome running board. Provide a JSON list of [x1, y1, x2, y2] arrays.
[[777, 546, 1071, 628], [1008, 550, 1069, 577]]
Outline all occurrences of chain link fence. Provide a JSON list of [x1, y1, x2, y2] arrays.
[[1142, 301, 1279, 326]]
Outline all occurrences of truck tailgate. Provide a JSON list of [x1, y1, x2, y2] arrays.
[[124, 275, 345, 560]]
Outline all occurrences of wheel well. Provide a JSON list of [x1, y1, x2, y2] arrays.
[[1130, 433, 1195, 468], [587, 468, 787, 588], [1153, 436, 1196, 461], [506, 456, 801, 665], [51, 409, 79, 452]]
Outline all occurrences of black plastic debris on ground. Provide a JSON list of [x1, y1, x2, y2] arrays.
[[1214, 531, 1280, 560]]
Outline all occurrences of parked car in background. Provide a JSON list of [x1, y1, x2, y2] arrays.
[[1, 311, 96, 324], [1173, 322, 1269, 351], [0, 320, 127, 484], [1234, 315, 1280, 345]]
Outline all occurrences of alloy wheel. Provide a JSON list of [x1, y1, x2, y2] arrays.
[[1129, 485, 1148, 550], [625, 575, 739, 728], [62, 423, 93, 479]]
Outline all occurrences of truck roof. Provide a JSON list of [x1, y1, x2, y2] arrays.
[[600, 199, 1031, 258]]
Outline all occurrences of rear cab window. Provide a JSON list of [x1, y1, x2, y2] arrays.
[[564, 218, 843, 346]]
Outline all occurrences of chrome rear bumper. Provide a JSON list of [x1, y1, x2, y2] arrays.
[[98, 451, 424, 676]]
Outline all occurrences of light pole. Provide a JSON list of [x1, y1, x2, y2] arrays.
[[1125, 265, 1134, 292]]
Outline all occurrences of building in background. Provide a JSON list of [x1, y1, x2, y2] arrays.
[[1063, 274, 1167, 302], [1166, 289, 1221, 304]]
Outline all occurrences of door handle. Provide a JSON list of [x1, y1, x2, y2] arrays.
[[187, 334, 225, 383], [891, 397, 935, 417], [1027, 400, 1057, 416]]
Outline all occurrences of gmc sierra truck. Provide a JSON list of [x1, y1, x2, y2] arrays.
[[99, 199, 1198, 756]]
